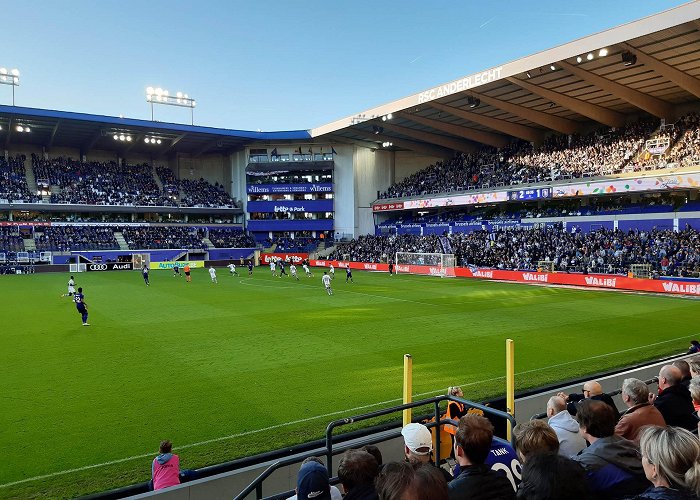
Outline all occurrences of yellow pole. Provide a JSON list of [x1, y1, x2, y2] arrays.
[[505, 339, 515, 441], [403, 354, 413, 426]]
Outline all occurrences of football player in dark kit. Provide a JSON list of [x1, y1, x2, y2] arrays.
[[74, 287, 89, 326], [142, 265, 150, 286], [247, 260, 254, 276], [173, 263, 181, 277], [345, 265, 354, 283]]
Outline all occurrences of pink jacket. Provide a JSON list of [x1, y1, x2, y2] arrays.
[[152, 453, 180, 490]]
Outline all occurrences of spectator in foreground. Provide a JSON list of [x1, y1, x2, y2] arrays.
[[687, 340, 700, 354], [629, 425, 700, 500], [337, 449, 380, 500], [573, 400, 646, 499], [516, 453, 592, 500], [360, 445, 383, 470], [375, 461, 448, 500], [448, 414, 515, 500], [401, 422, 452, 481], [546, 395, 587, 458], [653, 365, 697, 431], [288, 457, 342, 500], [673, 360, 693, 388], [151, 440, 180, 490], [558, 380, 620, 421], [512, 420, 559, 463], [615, 378, 665, 444]]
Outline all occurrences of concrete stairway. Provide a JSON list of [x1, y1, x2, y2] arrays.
[[152, 164, 164, 191], [202, 237, 215, 249], [113, 232, 130, 251], [24, 164, 38, 195]]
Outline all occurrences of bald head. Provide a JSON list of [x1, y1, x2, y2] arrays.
[[659, 365, 682, 391], [547, 396, 566, 417], [583, 381, 603, 397]]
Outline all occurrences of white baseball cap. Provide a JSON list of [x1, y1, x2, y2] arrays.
[[401, 423, 433, 455]]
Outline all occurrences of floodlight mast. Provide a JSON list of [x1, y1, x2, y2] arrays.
[[0, 68, 20, 105], [145, 87, 196, 125]]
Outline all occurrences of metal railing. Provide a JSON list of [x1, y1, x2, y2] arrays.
[[234, 395, 516, 500]]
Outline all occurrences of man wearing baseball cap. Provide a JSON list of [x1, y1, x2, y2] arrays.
[[401, 423, 452, 482], [292, 459, 335, 500]]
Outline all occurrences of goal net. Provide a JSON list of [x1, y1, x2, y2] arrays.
[[132, 253, 151, 271], [537, 260, 555, 272], [629, 263, 653, 279], [395, 252, 456, 277]]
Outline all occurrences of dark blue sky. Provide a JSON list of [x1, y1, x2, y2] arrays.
[[0, 0, 688, 131]]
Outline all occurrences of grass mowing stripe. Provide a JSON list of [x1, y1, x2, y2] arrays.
[[1, 331, 691, 490]]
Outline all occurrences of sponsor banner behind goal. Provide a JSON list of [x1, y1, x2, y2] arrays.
[[309, 260, 700, 296], [260, 253, 309, 265]]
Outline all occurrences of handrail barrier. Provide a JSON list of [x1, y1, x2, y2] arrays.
[[234, 395, 515, 500]]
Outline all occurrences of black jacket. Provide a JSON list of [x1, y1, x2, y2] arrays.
[[654, 384, 697, 431], [448, 464, 516, 500], [626, 485, 698, 499], [343, 484, 379, 500], [568, 393, 621, 421]]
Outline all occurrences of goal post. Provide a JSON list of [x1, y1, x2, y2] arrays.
[[537, 260, 555, 273], [629, 263, 653, 279], [394, 252, 456, 277]]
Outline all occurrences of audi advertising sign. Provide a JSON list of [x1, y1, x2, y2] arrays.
[[86, 263, 134, 272]]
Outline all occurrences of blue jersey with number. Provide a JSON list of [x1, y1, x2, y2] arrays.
[[74, 293, 86, 311], [346, 268, 352, 276]]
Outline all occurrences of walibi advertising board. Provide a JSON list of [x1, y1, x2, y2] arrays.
[[247, 200, 334, 213], [247, 183, 333, 194]]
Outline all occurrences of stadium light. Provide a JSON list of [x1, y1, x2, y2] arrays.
[[576, 56, 583, 63], [112, 133, 132, 142], [15, 124, 30, 133], [0, 67, 20, 105], [550, 64, 557, 71], [382, 141, 393, 147], [146, 86, 196, 125], [586, 53, 594, 61], [467, 96, 480, 109], [599, 48, 608, 57], [144, 137, 162, 145]]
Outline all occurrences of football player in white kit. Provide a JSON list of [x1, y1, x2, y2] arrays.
[[209, 266, 218, 284], [322, 271, 333, 295]]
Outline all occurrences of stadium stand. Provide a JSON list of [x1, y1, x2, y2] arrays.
[[34, 226, 120, 252], [330, 227, 700, 277], [208, 228, 256, 248], [0, 154, 40, 203], [121, 226, 208, 250], [377, 116, 681, 200], [0, 227, 25, 252]]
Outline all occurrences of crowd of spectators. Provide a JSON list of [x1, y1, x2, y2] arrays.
[[34, 226, 119, 252], [208, 228, 256, 248], [0, 154, 39, 203], [332, 226, 700, 277], [379, 118, 661, 200], [122, 227, 208, 250], [0, 227, 25, 253]]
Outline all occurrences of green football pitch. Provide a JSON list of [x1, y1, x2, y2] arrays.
[[1, 267, 699, 498]]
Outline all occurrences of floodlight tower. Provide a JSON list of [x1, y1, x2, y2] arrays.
[[145, 87, 196, 125], [0, 67, 20, 105]]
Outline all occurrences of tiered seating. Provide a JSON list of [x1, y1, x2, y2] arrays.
[[0, 227, 24, 252], [208, 228, 255, 248], [378, 118, 659, 200], [34, 226, 120, 252], [332, 227, 700, 277], [0, 154, 39, 202], [122, 226, 207, 250]]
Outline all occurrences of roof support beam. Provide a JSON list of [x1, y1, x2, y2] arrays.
[[395, 110, 509, 146], [557, 60, 675, 119], [158, 133, 187, 159], [123, 134, 144, 155], [468, 91, 581, 135], [619, 42, 700, 100], [354, 131, 453, 158], [377, 121, 477, 153], [194, 138, 220, 157], [47, 121, 61, 148], [506, 77, 626, 128], [426, 103, 542, 143], [82, 128, 102, 153]]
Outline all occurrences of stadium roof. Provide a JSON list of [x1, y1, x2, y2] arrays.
[[0, 105, 310, 157], [311, 1, 700, 156]]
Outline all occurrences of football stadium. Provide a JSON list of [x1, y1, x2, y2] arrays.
[[4, 2, 700, 499]]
